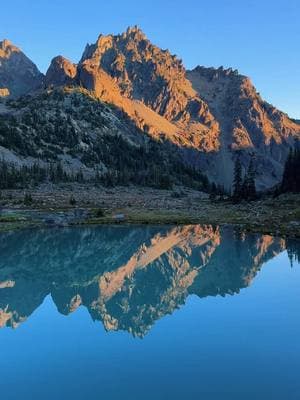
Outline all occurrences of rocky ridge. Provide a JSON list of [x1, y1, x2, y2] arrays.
[[1, 27, 300, 189], [0, 39, 43, 98]]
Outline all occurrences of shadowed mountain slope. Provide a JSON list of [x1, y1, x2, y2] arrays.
[[0, 39, 43, 98]]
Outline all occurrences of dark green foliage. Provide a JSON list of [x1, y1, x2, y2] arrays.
[[69, 195, 76, 206], [0, 161, 47, 189], [241, 157, 257, 200], [209, 182, 228, 200], [280, 146, 300, 193], [232, 157, 242, 201], [24, 193, 33, 205], [95, 208, 105, 218], [232, 155, 257, 202], [286, 238, 300, 267], [49, 162, 69, 183], [0, 160, 85, 189], [83, 133, 209, 190], [0, 89, 212, 191]]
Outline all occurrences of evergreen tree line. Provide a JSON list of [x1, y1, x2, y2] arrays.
[[0, 89, 223, 192], [209, 182, 229, 199], [0, 158, 213, 191], [81, 133, 213, 191], [232, 156, 257, 202], [286, 238, 300, 267], [0, 161, 83, 189], [280, 148, 300, 193]]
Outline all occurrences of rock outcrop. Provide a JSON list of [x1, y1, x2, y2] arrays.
[[45, 56, 77, 87], [0, 39, 43, 97], [51, 28, 300, 189], [77, 26, 220, 151], [0, 88, 9, 97], [1, 28, 300, 189], [187, 66, 300, 188]]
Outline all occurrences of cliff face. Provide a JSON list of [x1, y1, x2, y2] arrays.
[[1, 29, 300, 189], [0, 225, 287, 336], [187, 66, 300, 188], [0, 39, 43, 98], [45, 56, 77, 87], [77, 26, 219, 151], [74, 28, 300, 189]]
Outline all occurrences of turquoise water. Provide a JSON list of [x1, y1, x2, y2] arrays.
[[0, 225, 300, 399]]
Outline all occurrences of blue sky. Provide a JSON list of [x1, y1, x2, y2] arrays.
[[1, 0, 299, 118]]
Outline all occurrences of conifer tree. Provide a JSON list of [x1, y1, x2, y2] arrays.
[[281, 146, 300, 193], [242, 157, 256, 200], [232, 157, 242, 201], [281, 149, 293, 192]]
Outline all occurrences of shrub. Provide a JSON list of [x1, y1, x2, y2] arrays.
[[24, 193, 33, 205], [69, 195, 76, 206], [95, 208, 105, 218]]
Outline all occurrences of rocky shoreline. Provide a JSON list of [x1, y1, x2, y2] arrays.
[[0, 185, 299, 237]]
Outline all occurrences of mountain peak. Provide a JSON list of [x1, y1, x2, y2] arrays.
[[92, 25, 147, 51], [0, 39, 43, 97], [76, 26, 218, 148], [123, 25, 147, 40], [0, 39, 12, 48], [1, 30, 300, 190], [0, 38, 21, 57], [45, 55, 77, 87]]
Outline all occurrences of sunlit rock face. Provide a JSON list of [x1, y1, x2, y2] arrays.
[[42, 27, 300, 188], [0, 88, 9, 97], [77, 26, 220, 151], [45, 56, 77, 87], [0, 225, 290, 336], [187, 66, 300, 189], [0, 39, 43, 97], [1, 29, 300, 188]]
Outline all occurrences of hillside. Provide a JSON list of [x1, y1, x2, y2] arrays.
[[0, 39, 43, 98], [0, 88, 208, 190], [0, 27, 300, 190]]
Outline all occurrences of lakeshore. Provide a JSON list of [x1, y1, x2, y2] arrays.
[[0, 185, 299, 237]]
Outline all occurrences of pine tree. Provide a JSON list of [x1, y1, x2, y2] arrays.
[[242, 157, 256, 200], [280, 144, 300, 194], [281, 149, 294, 193], [232, 157, 242, 201], [286, 238, 300, 267]]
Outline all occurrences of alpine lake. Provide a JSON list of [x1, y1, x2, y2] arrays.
[[0, 224, 300, 399]]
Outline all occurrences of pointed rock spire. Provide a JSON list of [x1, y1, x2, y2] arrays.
[[45, 55, 77, 87], [0, 38, 43, 97]]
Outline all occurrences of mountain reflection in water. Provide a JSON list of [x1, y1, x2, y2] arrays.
[[0, 225, 299, 337]]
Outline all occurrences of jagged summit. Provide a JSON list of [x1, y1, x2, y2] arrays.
[[187, 65, 300, 187], [100, 25, 147, 42], [124, 25, 146, 36], [77, 27, 219, 152], [0, 39, 14, 49], [0, 38, 11, 46], [0, 29, 300, 189], [45, 55, 77, 87], [0, 39, 21, 58], [0, 38, 43, 98], [80, 26, 147, 62]]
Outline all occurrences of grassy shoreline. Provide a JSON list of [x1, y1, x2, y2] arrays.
[[0, 187, 299, 237], [1, 206, 299, 238]]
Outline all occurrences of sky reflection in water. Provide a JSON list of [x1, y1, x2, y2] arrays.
[[0, 225, 299, 399]]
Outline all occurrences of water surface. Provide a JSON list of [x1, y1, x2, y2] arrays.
[[0, 225, 300, 399]]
